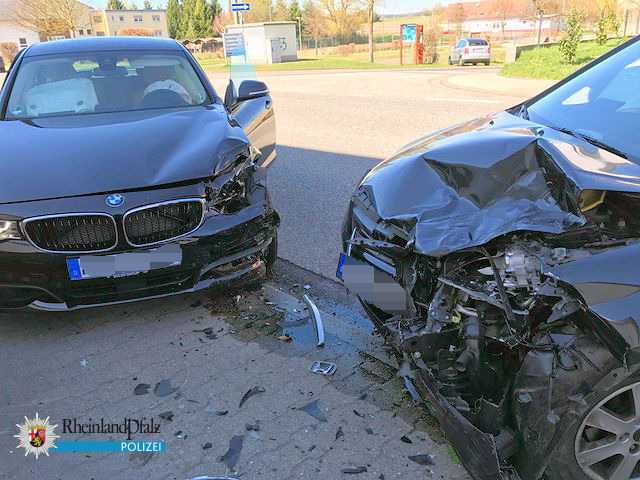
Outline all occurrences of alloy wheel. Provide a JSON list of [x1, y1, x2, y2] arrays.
[[575, 381, 640, 480]]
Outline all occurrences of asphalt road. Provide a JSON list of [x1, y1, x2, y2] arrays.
[[214, 68, 552, 279]]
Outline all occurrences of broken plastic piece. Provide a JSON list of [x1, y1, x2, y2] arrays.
[[239, 386, 265, 408], [309, 361, 337, 376], [299, 399, 328, 423], [303, 294, 325, 347]]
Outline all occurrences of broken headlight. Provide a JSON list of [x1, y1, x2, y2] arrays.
[[0, 220, 22, 240], [209, 174, 250, 214], [207, 150, 254, 215]]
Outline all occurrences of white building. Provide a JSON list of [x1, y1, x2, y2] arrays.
[[225, 22, 298, 64], [0, 0, 39, 49]]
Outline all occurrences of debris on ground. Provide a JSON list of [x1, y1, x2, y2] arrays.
[[335, 426, 344, 441], [80, 359, 88, 368], [154, 379, 177, 397], [193, 327, 218, 340], [341, 466, 368, 474], [408, 454, 436, 466], [202, 442, 212, 450], [245, 422, 260, 432], [158, 411, 174, 422], [134, 383, 150, 395], [303, 294, 325, 347], [353, 409, 365, 418], [299, 399, 328, 423], [215, 410, 229, 416], [277, 334, 292, 342], [400, 435, 413, 444], [309, 361, 337, 376], [218, 435, 244, 470], [238, 386, 265, 408]]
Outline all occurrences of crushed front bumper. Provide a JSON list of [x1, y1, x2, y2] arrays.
[[0, 181, 279, 311]]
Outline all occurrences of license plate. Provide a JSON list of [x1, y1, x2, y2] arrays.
[[66, 244, 182, 281]]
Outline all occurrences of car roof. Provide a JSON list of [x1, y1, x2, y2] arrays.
[[24, 37, 182, 57]]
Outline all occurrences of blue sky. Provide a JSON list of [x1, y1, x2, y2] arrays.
[[84, 1, 444, 15]]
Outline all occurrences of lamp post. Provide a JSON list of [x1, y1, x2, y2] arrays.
[[297, 17, 302, 51]]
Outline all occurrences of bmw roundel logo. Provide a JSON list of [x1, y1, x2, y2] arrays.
[[105, 194, 125, 207]]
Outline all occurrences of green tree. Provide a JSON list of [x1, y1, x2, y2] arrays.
[[166, 0, 182, 38], [210, 0, 222, 17], [143, 0, 152, 9], [560, 8, 584, 63], [129, 1, 138, 8], [290, 0, 303, 35], [181, 0, 197, 38], [107, 0, 125, 9], [192, 0, 213, 37]]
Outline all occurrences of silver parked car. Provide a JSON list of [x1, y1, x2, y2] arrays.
[[449, 38, 491, 66]]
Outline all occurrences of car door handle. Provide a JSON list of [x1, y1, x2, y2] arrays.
[[265, 99, 272, 109]]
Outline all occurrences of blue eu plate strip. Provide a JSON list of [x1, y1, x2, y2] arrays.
[[336, 253, 347, 280], [66, 258, 83, 280]]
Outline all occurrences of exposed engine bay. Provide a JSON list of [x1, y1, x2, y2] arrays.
[[340, 113, 640, 480]]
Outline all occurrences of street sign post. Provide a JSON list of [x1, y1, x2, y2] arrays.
[[231, 3, 250, 11]]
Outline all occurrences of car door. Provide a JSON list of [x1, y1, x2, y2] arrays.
[[225, 68, 276, 167]]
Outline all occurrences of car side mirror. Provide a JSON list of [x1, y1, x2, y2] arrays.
[[224, 79, 237, 110], [237, 80, 269, 102]]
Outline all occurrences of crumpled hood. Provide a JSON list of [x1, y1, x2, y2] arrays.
[[0, 105, 247, 204], [357, 111, 640, 257]]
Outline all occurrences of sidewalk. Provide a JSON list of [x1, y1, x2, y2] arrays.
[[444, 70, 556, 98]]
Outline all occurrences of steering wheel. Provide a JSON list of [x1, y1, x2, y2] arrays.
[[141, 89, 189, 109]]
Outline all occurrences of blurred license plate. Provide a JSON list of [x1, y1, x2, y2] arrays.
[[66, 244, 182, 281]]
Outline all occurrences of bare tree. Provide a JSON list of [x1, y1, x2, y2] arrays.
[[318, 0, 363, 40], [12, 0, 88, 39], [490, 0, 515, 38], [303, 0, 326, 57]]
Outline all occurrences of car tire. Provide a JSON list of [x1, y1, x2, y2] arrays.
[[544, 373, 640, 480], [485, 61, 491, 66], [448, 56, 452, 65], [458, 57, 464, 67]]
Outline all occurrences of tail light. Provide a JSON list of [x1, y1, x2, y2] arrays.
[[464, 47, 469, 54]]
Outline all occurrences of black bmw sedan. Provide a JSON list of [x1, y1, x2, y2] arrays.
[[0, 37, 279, 310]]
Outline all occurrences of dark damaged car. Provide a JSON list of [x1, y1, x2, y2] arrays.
[[0, 38, 278, 310], [340, 37, 640, 479]]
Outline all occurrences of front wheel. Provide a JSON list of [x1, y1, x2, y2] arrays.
[[265, 232, 278, 278], [547, 377, 640, 480]]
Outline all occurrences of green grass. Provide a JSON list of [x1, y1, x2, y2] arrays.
[[502, 38, 626, 80], [195, 45, 504, 73], [195, 53, 452, 72]]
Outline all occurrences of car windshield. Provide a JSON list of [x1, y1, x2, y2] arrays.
[[528, 39, 640, 160], [6, 50, 210, 119], [468, 39, 488, 46]]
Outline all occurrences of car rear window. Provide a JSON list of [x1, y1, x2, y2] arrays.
[[6, 50, 211, 119], [468, 39, 488, 46]]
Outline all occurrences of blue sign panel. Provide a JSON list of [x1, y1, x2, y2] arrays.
[[402, 24, 417, 42], [231, 3, 251, 11], [224, 32, 246, 57]]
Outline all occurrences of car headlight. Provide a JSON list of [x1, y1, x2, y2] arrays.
[[0, 220, 22, 240]]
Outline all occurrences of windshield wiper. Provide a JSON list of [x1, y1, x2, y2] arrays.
[[550, 125, 628, 160]]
